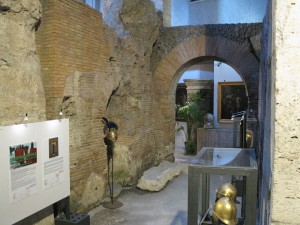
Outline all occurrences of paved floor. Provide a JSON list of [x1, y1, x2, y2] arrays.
[[89, 122, 193, 225], [89, 166, 189, 225]]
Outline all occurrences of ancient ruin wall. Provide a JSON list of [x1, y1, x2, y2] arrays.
[[36, 0, 162, 212], [0, 0, 46, 125], [36, 0, 113, 118], [103, 0, 164, 181], [36, 0, 121, 212]]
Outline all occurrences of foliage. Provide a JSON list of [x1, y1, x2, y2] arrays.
[[176, 90, 208, 155], [185, 140, 197, 155]]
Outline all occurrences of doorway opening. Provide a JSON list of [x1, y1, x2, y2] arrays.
[[174, 60, 247, 161]]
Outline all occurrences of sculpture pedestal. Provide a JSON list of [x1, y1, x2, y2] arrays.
[[102, 200, 123, 209]]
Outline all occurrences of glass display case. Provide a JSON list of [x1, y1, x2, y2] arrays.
[[232, 111, 257, 148], [188, 147, 257, 225]]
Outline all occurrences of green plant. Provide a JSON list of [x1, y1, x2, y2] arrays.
[[176, 90, 208, 155], [185, 140, 197, 155]]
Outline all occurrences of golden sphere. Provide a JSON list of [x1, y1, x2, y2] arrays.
[[212, 197, 238, 225]]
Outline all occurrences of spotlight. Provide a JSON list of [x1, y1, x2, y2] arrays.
[[24, 113, 29, 121], [59, 109, 63, 116]]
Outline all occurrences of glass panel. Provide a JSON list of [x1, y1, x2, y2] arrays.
[[192, 147, 257, 168]]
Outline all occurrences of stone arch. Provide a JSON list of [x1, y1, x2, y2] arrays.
[[152, 35, 260, 154]]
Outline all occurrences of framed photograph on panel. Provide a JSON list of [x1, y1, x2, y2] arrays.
[[218, 82, 248, 122]]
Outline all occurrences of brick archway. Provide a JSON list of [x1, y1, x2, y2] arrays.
[[152, 35, 260, 154]]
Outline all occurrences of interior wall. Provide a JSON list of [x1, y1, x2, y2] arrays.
[[169, 0, 267, 26], [258, 1, 273, 224], [259, 0, 300, 224], [178, 61, 243, 129], [213, 62, 243, 129], [270, 0, 300, 223], [178, 63, 214, 83]]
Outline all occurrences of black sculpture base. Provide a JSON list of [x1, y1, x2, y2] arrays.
[[102, 199, 123, 209], [55, 213, 90, 225]]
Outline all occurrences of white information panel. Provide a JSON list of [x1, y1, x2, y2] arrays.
[[0, 119, 70, 225]]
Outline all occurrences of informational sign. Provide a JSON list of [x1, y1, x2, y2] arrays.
[[0, 119, 70, 225], [10, 141, 38, 203]]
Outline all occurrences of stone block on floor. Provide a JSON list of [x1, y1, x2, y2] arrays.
[[137, 160, 184, 191]]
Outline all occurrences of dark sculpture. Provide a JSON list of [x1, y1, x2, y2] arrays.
[[101, 117, 123, 209]]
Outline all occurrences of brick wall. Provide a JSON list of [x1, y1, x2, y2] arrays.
[[36, 0, 119, 211], [36, 0, 110, 100]]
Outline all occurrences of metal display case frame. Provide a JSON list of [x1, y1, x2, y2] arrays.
[[188, 147, 257, 225]]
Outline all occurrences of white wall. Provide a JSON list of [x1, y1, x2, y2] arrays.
[[213, 61, 242, 128], [171, 0, 267, 26], [178, 61, 242, 129], [178, 63, 214, 83], [171, 0, 189, 26]]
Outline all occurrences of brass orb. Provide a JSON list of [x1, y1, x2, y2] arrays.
[[105, 128, 118, 143], [216, 183, 237, 202], [212, 197, 238, 225], [246, 129, 254, 147]]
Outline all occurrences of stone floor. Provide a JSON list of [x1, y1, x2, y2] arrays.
[[89, 122, 193, 225], [89, 166, 189, 225]]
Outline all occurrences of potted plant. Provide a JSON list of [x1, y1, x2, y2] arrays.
[[176, 90, 208, 155]]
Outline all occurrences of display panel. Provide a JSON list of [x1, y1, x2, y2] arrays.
[[0, 119, 70, 225]]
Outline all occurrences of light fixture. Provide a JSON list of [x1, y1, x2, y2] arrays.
[[24, 113, 29, 121], [59, 109, 63, 116]]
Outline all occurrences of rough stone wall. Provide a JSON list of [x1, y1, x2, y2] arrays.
[[271, 0, 300, 224], [151, 24, 262, 69], [36, 0, 163, 213], [103, 0, 164, 183], [0, 0, 49, 224], [0, 0, 46, 125], [63, 71, 120, 212], [150, 0, 163, 11]]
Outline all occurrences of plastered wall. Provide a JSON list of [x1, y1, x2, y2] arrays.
[[271, 0, 300, 223]]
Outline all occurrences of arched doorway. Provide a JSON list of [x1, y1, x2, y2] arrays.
[[152, 35, 259, 159], [174, 60, 248, 159]]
